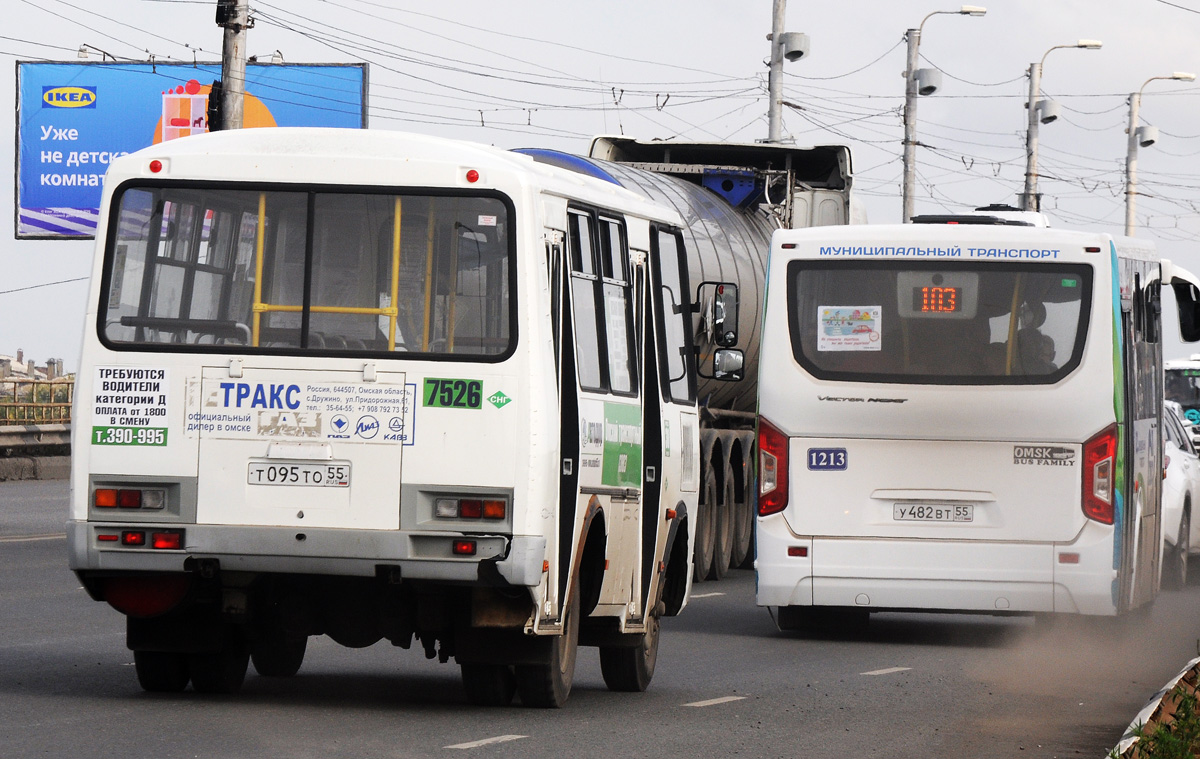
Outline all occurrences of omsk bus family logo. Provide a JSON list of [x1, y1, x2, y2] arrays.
[[488, 391, 511, 409], [43, 86, 97, 108]]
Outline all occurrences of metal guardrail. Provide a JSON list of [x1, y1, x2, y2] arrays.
[[0, 423, 71, 456], [0, 378, 73, 425]]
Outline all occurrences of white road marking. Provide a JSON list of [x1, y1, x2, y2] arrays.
[[0, 533, 66, 543], [860, 666, 912, 676], [684, 695, 747, 707], [689, 592, 725, 599], [445, 735, 528, 750]]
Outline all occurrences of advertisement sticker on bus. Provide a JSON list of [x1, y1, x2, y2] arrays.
[[91, 366, 169, 446], [818, 305, 882, 351], [186, 378, 415, 444]]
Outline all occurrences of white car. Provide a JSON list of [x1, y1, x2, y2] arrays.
[[1165, 357, 1200, 449], [1162, 401, 1200, 589]]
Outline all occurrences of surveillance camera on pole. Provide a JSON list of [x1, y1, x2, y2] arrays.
[[900, 6, 987, 222], [1126, 71, 1196, 234], [1022, 40, 1102, 212]]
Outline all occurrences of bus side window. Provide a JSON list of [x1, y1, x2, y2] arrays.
[[599, 217, 636, 395], [568, 211, 605, 391], [1144, 281, 1161, 344]]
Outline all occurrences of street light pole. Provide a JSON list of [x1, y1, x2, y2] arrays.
[[900, 5, 986, 223], [1021, 41, 1102, 212], [1126, 72, 1196, 236], [900, 26, 922, 224], [767, 0, 786, 143]]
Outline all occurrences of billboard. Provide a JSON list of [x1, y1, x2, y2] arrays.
[[16, 61, 368, 239]]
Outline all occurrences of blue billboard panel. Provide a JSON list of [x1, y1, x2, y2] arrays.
[[16, 62, 368, 239]]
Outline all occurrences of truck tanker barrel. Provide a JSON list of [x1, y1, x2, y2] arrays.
[[517, 137, 856, 581]]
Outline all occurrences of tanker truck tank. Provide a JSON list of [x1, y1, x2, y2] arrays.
[[514, 138, 855, 582]]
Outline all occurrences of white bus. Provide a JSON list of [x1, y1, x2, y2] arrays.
[[755, 212, 1200, 626], [68, 128, 746, 706]]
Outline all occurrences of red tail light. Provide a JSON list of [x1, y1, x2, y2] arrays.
[[1082, 424, 1118, 525], [758, 417, 789, 516]]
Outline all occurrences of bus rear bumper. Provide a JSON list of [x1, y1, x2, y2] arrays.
[[67, 520, 547, 587], [754, 516, 1118, 616]]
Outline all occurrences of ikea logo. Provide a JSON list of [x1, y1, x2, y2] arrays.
[[42, 86, 97, 108]]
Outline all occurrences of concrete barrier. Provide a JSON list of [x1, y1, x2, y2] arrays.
[[0, 455, 70, 481], [1111, 655, 1200, 757]]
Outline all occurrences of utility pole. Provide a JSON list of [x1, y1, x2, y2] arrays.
[[767, 0, 786, 143], [1021, 61, 1042, 212], [900, 26, 921, 224], [215, 0, 251, 130]]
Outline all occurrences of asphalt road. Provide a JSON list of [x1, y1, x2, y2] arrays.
[[2, 479, 1197, 758]]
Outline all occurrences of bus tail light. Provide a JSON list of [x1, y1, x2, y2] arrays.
[[1082, 424, 1118, 525], [758, 417, 789, 516], [435, 498, 506, 520]]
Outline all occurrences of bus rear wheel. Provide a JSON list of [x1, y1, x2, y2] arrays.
[[1165, 510, 1190, 590], [515, 585, 579, 708], [189, 644, 250, 694], [461, 664, 516, 706], [599, 611, 660, 692], [134, 650, 190, 693], [251, 631, 307, 678]]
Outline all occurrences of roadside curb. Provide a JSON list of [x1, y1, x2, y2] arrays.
[[0, 456, 70, 482], [1111, 655, 1200, 757]]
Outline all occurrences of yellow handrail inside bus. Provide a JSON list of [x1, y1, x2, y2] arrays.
[[249, 194, 400, 347], [251, 193, 267, 347], [389, 197, 402, 351], [1005, 274, 1023, 375]]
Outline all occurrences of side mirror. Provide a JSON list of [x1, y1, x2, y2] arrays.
[[712, 349, 744, 382], [696, 281, 739, 347]]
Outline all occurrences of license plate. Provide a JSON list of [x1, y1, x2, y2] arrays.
[[893, 503, 973, 522], [247, 461, 351, 487]]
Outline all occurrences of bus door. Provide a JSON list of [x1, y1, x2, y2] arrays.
[[562, 209, 643, 619], [1118, 266, 1163, 609], [644, 226, 699, 616]]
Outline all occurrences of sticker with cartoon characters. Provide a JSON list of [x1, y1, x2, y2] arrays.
[[817, 305, 882, 352]]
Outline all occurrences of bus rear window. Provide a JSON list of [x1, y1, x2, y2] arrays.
[[101, 185, 514, 359], [786, 261, 1093, 385]]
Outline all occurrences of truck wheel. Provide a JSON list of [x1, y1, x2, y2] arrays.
[[515, 583, 579, 708], [251, 632, 307, 677], [707, 464, 736, 580], [189, 645, 250, 694], [134, 650, 190, 693], [692, 469, 717, 581], [598, 611, 660, 692], [732, 469, 755, 569], [461, 664, 517, 706]]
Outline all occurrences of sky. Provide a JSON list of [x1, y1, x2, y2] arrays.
[[5, 0, 1200, 371]]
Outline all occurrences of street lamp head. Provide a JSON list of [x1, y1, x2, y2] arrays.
[[1075, 39, 1103, 50], [1171, 71, 1197, 82], [959, 5, 987, 16]]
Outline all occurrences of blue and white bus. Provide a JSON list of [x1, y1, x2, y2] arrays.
[[755, 211, 1200, 626]]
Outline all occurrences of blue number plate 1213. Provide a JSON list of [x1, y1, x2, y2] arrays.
[[807, 448, 847, 471]]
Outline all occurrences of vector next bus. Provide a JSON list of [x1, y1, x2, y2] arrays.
[[755, 211, 1200, 626]]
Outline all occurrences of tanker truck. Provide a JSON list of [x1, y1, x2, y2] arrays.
[[526, 137, 857, 580]]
